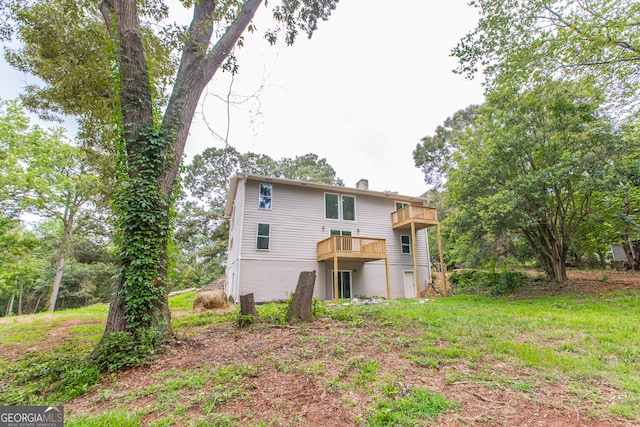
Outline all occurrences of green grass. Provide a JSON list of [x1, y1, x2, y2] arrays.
[[65, 410, 142, 427], [1, 286, 639, 424], [366, 386, 458, 426]]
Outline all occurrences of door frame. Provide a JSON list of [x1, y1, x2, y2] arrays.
[[331, 269, 353, 299]]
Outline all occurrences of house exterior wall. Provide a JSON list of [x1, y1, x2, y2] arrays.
[[226, 175, 432, 302]]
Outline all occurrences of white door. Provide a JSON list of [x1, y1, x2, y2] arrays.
[[403, 271, 416, 298]]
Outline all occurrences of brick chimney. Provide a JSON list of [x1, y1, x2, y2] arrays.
[[356, 179, 369, 190]]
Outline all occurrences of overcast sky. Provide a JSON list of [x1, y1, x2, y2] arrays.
[[1, 0, 486, 197]]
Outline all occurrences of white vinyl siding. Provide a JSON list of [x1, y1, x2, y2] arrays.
[[229, 178, 431, 301]]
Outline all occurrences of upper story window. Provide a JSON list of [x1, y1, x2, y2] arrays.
[[325, 193, 339, 219], [401, 235, 411, 254], [395, 201, 408, 211], [259, 184, 272, 210], [342, 195, 355, 221], [330, 230, 352, 236], [325, 193, 356, 221]]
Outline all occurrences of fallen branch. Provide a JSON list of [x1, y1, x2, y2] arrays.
[[466, 391, 504, 405]]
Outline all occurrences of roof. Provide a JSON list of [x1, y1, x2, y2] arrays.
[[224, 172, 428, 218]]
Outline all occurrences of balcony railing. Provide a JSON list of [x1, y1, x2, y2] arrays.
[[391, 205, 438, 230], [317, 236, 387, 262]]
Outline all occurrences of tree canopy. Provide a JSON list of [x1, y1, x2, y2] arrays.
[[452, 0, 640, 108], [415, 79, 619, 281]]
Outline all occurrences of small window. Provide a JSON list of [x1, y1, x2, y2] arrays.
[[342, 195, 356, 221], [401, 235, 411, 254], [259, 184, 272, 210], [395, 201, 408, 210], [257, 223, 270, 250], [330, 230, 352, 236], [325, 193, 339, 219]]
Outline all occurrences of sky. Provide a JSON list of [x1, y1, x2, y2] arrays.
[[1, 0, 486, 197]]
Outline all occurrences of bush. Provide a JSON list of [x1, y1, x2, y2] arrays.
[[450, 267, 526, 296]]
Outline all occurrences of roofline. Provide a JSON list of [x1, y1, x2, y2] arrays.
[[224, 172, 427, 218]]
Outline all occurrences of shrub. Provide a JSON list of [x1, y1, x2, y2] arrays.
[[450, 267, 526, 296]]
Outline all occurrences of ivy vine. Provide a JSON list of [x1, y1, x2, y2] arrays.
[[112, 126, 172, 332]]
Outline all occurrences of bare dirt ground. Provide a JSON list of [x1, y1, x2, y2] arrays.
[[65, 319, 635, 426], [3, 271, 639, 426]]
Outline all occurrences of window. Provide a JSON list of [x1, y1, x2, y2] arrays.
[[325, 193, 356, 221], [330, 230, 352, 236], [395, 201, 408, 210], [401, 235, 411, 254], [258, 184, 272, 210], [342, 195, 356, 221], [325, 193, 339, 219], [256, 223, 270, 250]]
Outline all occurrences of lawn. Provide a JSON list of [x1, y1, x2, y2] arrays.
[[0, 282, 638, 426]]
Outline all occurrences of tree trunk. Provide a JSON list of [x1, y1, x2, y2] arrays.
[[238, 293, 259, 327], [99, 0, 262, 342], [17, 281, 23, 316], [620, 198, 640, 270], [5, 294, 14, 316], [48, 218, 73, 312], [287, 271, 316, 324]]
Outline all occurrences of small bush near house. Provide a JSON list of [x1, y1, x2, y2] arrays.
[[450, 267, 527, 296]]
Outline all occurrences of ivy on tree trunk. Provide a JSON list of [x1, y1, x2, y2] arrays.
[[98, 0, 263, 342]]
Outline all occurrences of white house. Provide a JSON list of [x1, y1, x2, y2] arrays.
[[224, 173, 442, 303]]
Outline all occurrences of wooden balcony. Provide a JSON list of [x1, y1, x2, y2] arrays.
[[391, 205, 439, 231], [317, 236, 388, 262]]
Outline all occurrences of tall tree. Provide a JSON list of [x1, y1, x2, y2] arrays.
[[419, 80, 617, 282], [4, 0, 340, 349], [0, 99, 100, 311]]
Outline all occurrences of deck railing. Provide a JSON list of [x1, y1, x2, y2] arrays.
[[317, 236, 387, 260], [391, 205, 438, 227]]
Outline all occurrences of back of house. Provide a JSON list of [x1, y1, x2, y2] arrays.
[[224, 173, 439, 303]]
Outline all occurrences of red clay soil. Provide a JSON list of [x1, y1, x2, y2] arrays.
[[66, 320, 637, 426]]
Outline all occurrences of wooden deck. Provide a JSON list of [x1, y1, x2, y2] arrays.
[[317, 236, 388, 262], [391, 205, 438, 230]]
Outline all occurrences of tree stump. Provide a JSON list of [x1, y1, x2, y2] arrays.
[[287, 270, 316, 324], [238, 293, 259, 327]]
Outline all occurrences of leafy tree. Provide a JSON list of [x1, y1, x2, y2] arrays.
[[413, 105, 479, 189], [418, 80, 617, 282], [277, 153, 345, 185], [0, 217, 45, 316], [4, 0, 339, 356], [0, 99, 100, 311], [452, 0, 640, 106], [594, 127, 640, 269]]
